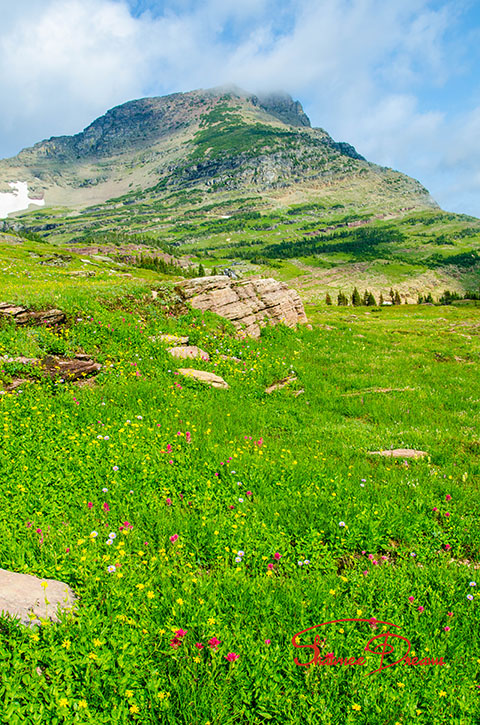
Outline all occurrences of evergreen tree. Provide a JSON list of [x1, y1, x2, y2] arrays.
[[352, 287, 361, 306], [367, 291, 376, 306], [425, 292, 434, 303], [198, 263, 206, 277], [379, 293, 384, 305], [211, 267, 218, 276], [418, 294, 424, 304], [363, 290, 370, 306], [337, 292, 348, 306], [389, 288, 395, 303], [394, 291, 401, 305], [325, 293, 332, 305]]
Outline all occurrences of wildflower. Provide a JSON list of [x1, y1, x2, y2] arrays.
[[445, 512, 450, 517], [238, 498, 244, 503], [444, 626, 450, 631], [208, 637, 221, 648], [445, 494, 452, 501], [59, 698, 68, 708], [264, 639, 271, 645], [298, 561, 303, 566], [225, 652, 239, 662], [246, 491, 252, 496], [106, 539, 113, 545], [362, 570, 368, 576], [410, 552, 416, 557], [103, 502, 110, 512], [432, 507, 438, 512], [129, 704, 139, 714], [469, 581, 477, 587], [136, 415, 143, 420], [445, 544, 451, 551], [194, 642, 204, 649], [107, 565, 116, 573], [169, 534, 179, 543], [193, 656, 201, 663], [274, 552, 282, 560], [304, 560, 310, 565], [112, 466, 119, 471], [267, 563, 274, 570], [447, 611, 453, 616], [235, 557, 242, 563], [352, 703, 361, 711], [339, 521, 346, 528], [61, 639, 71, 650], [78, 700, 88, 709], [467, 594, 474, 600], [169, 637, 181, 649], [102, 488, 108, 493], [417, 606, 425, 612], [87, 502, 93, 509], [147, 591, 154, 599], [109, 532, 116, 539], [90, 531, 98, 538], [408, 596, 414, 602], [439, 691, 447, 697], [166, 498, 172, 506], [175, 629, 187, 637]]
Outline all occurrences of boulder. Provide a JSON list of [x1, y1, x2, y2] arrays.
[[41, 355, 102, 381], [368, 449, 428, 459], [167, 346, 210, 361], [0, 303, 66, 326], [175, 276, 308, 338], [177, 368, 229, 389], [0, 568, 76, 627]]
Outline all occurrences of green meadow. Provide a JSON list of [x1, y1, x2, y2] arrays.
[[0, 243, 479, 724]]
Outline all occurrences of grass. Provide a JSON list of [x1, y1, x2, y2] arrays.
[[0, 253, 479, 723]]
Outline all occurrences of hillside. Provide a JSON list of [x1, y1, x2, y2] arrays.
[[1, 86, 480, 301]]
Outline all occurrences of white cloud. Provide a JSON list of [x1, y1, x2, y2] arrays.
[[0, 0, 477, 214]]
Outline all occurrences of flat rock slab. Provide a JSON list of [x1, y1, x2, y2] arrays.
[[368, 448, 428, 459], [0, 303, 66, 326], [0, 569, 76, 627], [168, 345, 210, 361], [265, 375, 298, 394], [42, 355, 102, 381], [158, 334, 189, 345], [177, 368, 229, 389]]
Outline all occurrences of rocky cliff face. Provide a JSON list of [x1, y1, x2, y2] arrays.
[[175, 276, 308, 337]]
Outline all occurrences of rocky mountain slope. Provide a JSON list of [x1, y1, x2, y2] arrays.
[[0, 85, 434, 214]]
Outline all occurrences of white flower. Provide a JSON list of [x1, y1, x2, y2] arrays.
[[298, 561, 303, 566], [237, 550, 245, 557], [109, 532, 116, 539], [136, 415, 143, 420], [90, 531, 98, 538], [129, 490, 134, 494], [107, 565, 116, 573], [106, 539, 113, 545], [238, 498, 244, 503], [97, 435, 103, 439], [470, 581, 477, 587], [304, 560, 310, 565], [339, 521, 346, 528], [102, 487, 108, 493], [235, 557, 242, 563], [104, 436, 110, 441]]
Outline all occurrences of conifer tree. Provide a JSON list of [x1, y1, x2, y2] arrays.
[[367, 291, 376, 306], [198, 263, 206, 277], [394, 291, 401, 305], [352, 287, 361, 306], [379, 293, 384, 305], [326, 293, 332, 305]]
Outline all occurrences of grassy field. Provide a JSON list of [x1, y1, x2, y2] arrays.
[[0, 255, 479, 724]]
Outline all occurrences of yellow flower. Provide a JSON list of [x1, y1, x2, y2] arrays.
[[93, 638, 103, 648], [61, 639, 71, 650], [352, 703, 361, 711], [176, 598, 183, 605], [126, 690, 134, 699], [88, 652, 97, 660], [416, 710, 422, 716], [158, 691, 170, 700], [78, 700, 88, 709], [193, 656, 201, 663], [207, 617, 216, 625], [31, 633, 40, 642], [147, 591, 155, 599], [397, 682, 405, 688], [59, 698, 68, 708], [439, 691, 447, 697], [129, 704, 140, 714], [329, 589, 336, 595]]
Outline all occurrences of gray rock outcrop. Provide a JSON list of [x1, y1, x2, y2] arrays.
[[0, 569, 76, 627], [175, 276, 307, 338]]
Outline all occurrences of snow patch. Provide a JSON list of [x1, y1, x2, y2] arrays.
[[0, 182, 45, 219]]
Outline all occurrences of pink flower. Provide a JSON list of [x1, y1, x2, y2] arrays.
[[166, 444, 172, 453], [433, 507, 438, 512], [368, 554, 374, 560], [225, 652, 239, 662], [267, 563, 274, 570], [35, 528, 42, 534], [169, 534, 179, 543], [264, 639, 271, 645], [445, 512, 450, 517], [175, 629, 187, 638], [169, 637, 181, 649], [444, 544, 451, 551], [246, 491, 252, 496], [194, 642, 204, 649], [447, 612, 453, 617], [417, 606, 425, 612], [166, 498, 172, 506], [408, 596, 415, 602], [362, 570, 368, 576], [445, 494, 452, 501], [372, 560, 378, 565], [444, 626, 450, 632], [87, 502, 93, 509], [228, 505, 235, 510], [274, 552, 282, 560], [66, 548, 70, 553], [103, 502, 110, 512], [208, 637, 221, 648]]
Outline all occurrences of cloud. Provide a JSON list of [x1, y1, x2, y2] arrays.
[[0, 0, 477, 214]]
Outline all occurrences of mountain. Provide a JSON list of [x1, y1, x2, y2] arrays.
[[0, 85, 434, 213]]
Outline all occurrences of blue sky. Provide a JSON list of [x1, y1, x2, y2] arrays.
[[1, 0, 480, 214]]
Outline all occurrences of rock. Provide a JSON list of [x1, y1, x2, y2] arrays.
[[41, 355, 102, 381], [265, 375, 298, 394], [220, 354, 241, 362], [177, 368, 229, 389], [158, 334, 189, 345], [167, 346, 210, 361], [368, 449, 428, 459], [151, 290, 158, 300], [0, 568, 76, 627], [175, 276, 308, 338], [0, 303, 66, 326], [0, 355, 38, 365]]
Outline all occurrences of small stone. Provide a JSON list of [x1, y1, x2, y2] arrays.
[[0, 569, 77, 627], [368, 449, 428, 459], [265, 375, 298, 394], [177, 368, 229, 389], [167, 346, 210, 361]]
